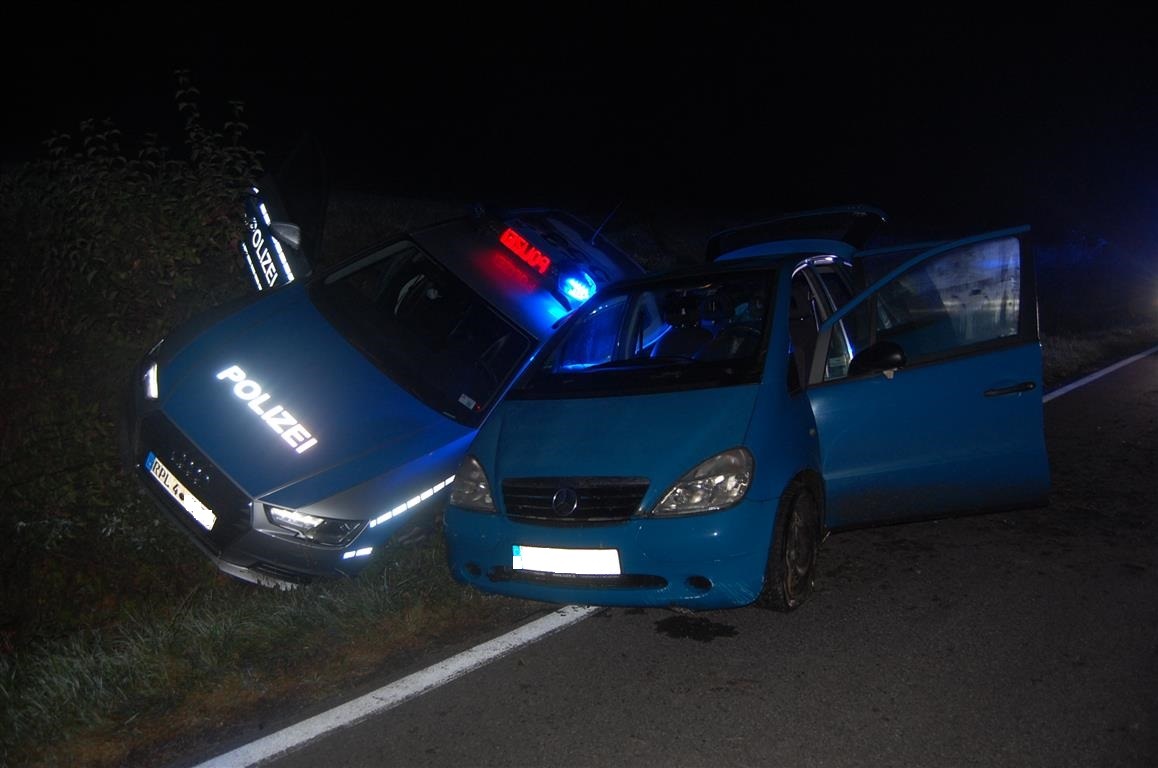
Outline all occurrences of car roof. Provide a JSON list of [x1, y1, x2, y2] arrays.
[[706, 204, 888, 262], [410, 210, 646, 340]]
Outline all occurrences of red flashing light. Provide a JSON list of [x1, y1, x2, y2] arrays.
[[500, 227, 552, 275]]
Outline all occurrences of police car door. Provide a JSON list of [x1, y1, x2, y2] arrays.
[[239, 135, 328, 292]]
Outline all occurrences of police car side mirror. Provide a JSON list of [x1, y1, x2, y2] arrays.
[[272, 222, 313, 279], [271, 222, 302, 251], [241, 210, 313, 291]]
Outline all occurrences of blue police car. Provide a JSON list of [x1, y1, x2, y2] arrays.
[[122, 196, 645, 587], [443, 206, 1052, 611]]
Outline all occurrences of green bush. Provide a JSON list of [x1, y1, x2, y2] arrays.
[[0, 71, 264, 642]]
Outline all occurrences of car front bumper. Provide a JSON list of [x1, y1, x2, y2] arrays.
[[131, 451, 377, 588], [443, 500, 776, 610], [121, 371, 376, 588]]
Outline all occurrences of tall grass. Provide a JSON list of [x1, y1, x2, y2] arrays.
[[1, 533, 537, 767]]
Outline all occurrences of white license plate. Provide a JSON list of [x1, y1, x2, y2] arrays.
[[512, 545, 621, 575], [145, 452, 217, 531]]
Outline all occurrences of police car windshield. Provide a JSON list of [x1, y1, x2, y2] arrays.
[[511, 269, 775, 400], [311, 241, 532, 427]]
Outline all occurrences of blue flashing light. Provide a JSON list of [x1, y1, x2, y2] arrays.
[[560, 271, 597, 303]]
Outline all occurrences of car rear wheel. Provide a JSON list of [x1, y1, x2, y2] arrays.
[[758, 479, 821, 611]]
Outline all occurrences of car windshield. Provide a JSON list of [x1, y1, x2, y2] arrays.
[[310, 240, 532, 426], [511, 268, 776, 399]]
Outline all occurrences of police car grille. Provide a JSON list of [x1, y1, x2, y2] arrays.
[[502, 478, 649, 524], [139, 413, 252, 550]]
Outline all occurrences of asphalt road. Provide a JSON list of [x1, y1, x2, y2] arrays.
[[247, 352, 1157, 768]]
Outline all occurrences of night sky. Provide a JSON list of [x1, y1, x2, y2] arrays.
[[5, 6, 1156, 248]]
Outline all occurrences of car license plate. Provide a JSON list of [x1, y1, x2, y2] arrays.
[[145, 451, 217, 531], [512, 545, 621, 575]]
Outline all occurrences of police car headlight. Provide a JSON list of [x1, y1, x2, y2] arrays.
[[449, 455, 495, 513], [651, 448, 753, 516], [143, 362, 159, 400], [265, 506, 365, 546]]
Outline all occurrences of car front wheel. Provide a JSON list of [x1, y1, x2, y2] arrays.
[[758, 479, 821, 612]]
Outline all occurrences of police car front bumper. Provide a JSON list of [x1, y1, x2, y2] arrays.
[[122, 367, 372, 588]]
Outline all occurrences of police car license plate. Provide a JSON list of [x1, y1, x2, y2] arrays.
[[145, 452, 217, 531], [511, 545, 621, 575]]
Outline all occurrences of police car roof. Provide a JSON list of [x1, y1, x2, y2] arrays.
[[410, 210, 645, 339]]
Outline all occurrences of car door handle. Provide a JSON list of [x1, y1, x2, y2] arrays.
[[984, 381, 1036, 397]]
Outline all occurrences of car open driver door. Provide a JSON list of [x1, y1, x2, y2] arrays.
[[806, 226, 1051, 529]]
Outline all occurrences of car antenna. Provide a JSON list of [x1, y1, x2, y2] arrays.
[[591, 200, 623, 244]]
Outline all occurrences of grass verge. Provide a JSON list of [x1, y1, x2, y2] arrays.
[[3, 532, 545, 768], [1041, 321, 1158, 386]]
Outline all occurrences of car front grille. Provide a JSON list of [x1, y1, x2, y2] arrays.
[[501, 477, 649, 525], [138, 412, 253, 552]]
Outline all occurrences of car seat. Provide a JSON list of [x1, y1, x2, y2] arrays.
[[652, 295, 713, 359]]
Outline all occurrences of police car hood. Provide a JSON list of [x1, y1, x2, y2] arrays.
[[159, 287, 471, 501], [479, 386, 760, 502]]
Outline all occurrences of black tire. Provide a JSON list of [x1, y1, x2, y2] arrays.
[[758, 479, 821, 612]]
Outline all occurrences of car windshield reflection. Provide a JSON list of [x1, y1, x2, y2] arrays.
[[513, 268, 776, 399], [311, 241, 532, 425]]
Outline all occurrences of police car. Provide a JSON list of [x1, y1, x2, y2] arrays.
[[122, 191, 645, 587]]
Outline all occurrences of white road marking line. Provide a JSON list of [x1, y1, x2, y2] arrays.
[[1044, 343, 1158, 403], [193, 604, 600, 768]]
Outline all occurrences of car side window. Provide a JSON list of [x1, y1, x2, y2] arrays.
[[824, 236, 1022, 380], [549, 295, 630, 370], [816, 266, 853, 309], [626, 293, 665, 356]]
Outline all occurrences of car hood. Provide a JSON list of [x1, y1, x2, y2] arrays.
[[480, 385, 761, 505], [158, 286, 472, 502]]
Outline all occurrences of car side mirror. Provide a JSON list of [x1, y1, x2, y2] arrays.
[[271, 221, 303, 252], [271, 221, 312, 280], [847, 340, 906, 378]]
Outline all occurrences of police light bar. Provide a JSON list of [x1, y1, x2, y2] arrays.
[[499, 224, 598, 308], [500, 227, 551, 275], [559, 271, 596, 302]]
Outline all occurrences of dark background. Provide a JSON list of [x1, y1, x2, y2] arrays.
[[4, 5, 1157, 248]]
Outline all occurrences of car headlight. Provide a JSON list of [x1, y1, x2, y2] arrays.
[[143, 362, 159, 400], [141, 338, 165, 400], [449, 455, 495, 513], [265, 505, 365, 546], [651, 448, 753, 516]]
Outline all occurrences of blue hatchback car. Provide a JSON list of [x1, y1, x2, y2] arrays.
[[443, 207, 1051, 611], [122, 199, 644, 588]]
